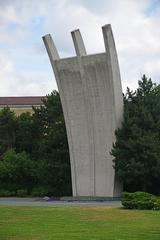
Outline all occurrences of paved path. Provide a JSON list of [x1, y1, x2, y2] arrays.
[[0, 197, 121, 207]]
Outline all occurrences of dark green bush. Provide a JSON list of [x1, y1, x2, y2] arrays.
[[153, 198, 160, 210], [0, 189, 15, 197], [31, 187, 48, 197], [0, 149, 37, 193], [122, 192, 157, 210], [16, 189, 28, 197]]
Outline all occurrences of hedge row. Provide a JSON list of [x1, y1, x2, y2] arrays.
[[0, 187, 49, 197], [122, 192, 160, 210]]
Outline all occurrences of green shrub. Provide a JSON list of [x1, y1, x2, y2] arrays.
[[0, 149, 37, 192], [16, 189, 28, 197], [31, 187, 48, 197], [0, 189, 15, 197], [122, 192, 157, 210], [153, 198, 160, 210]]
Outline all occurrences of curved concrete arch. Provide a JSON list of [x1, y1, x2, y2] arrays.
[[42, 25, 123, 197], [71, 29, 87, 56]]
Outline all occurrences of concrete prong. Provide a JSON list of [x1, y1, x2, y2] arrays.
[[102, 24, 116, 53], [71, 29, 87, 56], [42, 34, 60, 61]]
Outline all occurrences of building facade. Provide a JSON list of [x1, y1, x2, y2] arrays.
[[0, 96, 44, 115]]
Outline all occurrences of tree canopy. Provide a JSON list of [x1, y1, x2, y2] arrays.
[[112, 75, 160, 194], [0, 91, 72, 196], [0, 107, 17, 159], [32, 91, 72, 196]]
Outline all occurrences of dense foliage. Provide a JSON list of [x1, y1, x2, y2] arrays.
[[122, 192, 160, 210], [0, 149, 36, 194], [32, 91, 72, 196], [0, 91, 72, 196], [0, 107, 17, 159], [112, 75, 160, 194]]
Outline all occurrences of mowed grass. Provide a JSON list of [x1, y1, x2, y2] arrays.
[[0, 206, 160, 240]]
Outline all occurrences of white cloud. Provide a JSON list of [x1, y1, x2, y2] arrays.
[[0, 52, 56, 96], [41, 0, 160, 91], [0, 0, 160, 96]]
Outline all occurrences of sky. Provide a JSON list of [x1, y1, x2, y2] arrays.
[[0, 0, 160, 96]]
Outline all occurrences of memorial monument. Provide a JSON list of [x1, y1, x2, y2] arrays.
[[42, 24, 123, 197]]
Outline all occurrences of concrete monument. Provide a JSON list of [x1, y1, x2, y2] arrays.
[[42, 24, 123, 197]]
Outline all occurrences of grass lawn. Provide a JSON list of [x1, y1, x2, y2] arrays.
[[0, 206, 160, 240]]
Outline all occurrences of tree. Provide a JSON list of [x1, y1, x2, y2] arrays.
[[111, 75, 160, 194], [32, 91, 72, 196], [0, 107, 17, 159], [0, 91, 72, 196], [15, 112, 39, 155], [0, 149, 37, 193]]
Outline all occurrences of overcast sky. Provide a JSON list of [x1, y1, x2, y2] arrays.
[[0, 0, 160, 96]]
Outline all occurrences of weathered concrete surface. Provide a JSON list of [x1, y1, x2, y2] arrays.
[[71, 29, 87, 56], [42, 24, 123, 197]]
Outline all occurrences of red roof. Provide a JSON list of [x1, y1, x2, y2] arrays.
[[0, 96, 44, 106]]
